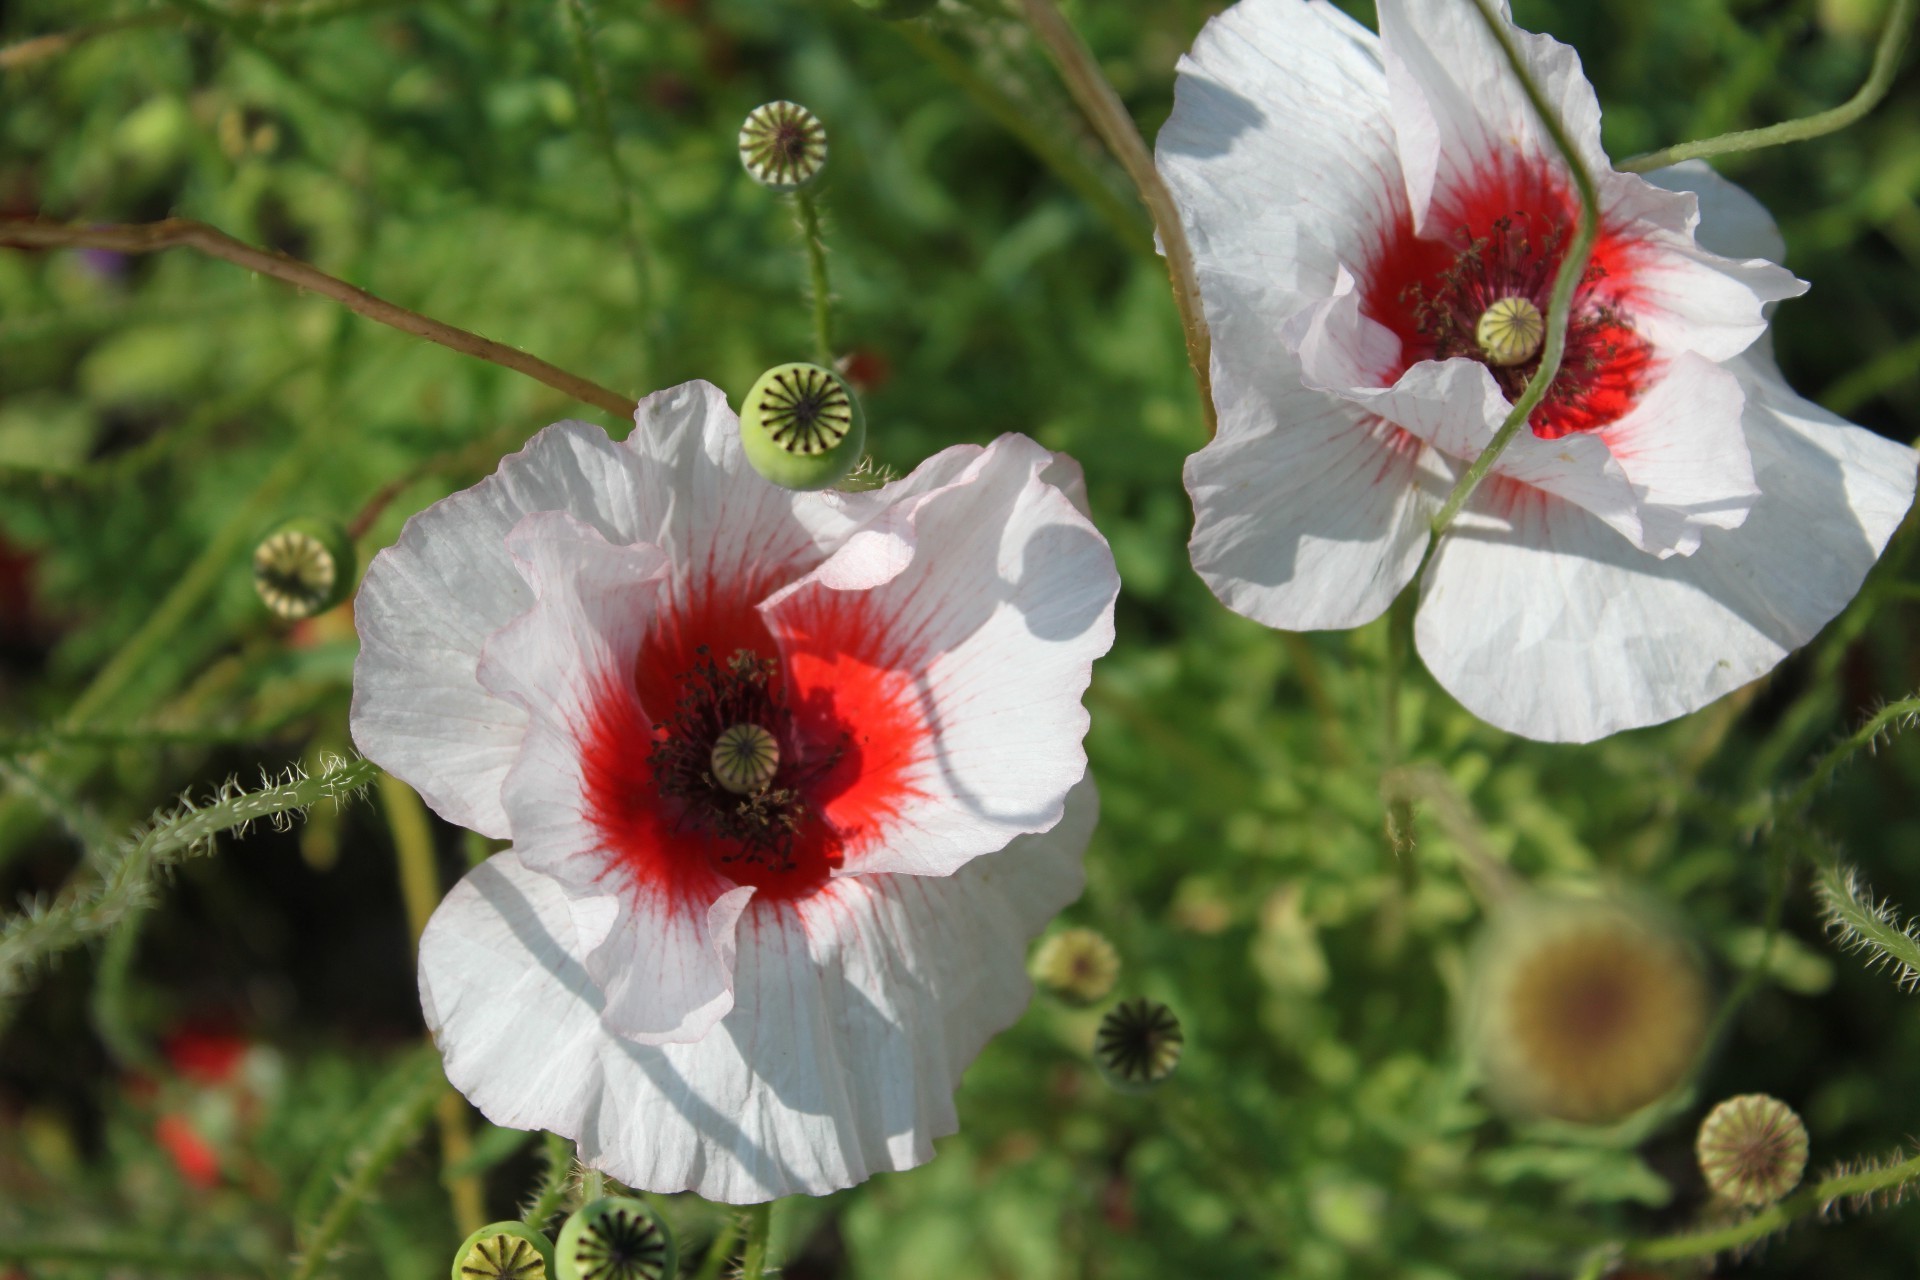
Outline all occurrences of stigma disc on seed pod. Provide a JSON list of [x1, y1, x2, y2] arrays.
[[1094, 997, 1184, 1094], [739, 101, 827, 192], [739, 362, 867, 491], [451, 1221, 556, 1280], [253, 518, 355, 621], [555, 1197, 676, 1280]]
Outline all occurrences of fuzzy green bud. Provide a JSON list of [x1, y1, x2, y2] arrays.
[[1095, 997, 1183, 1094], [1697, 1094, 1809, 1207], [739, 362, 866, 491], [739, 101, 827, 192], [253, 518, 355, 620], [452, 1222, 556, 1280], [1031, 927, 1121, 1007], [555, 1197, 675, 1280]]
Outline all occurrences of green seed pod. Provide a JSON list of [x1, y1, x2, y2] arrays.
[[1094, 997, 1183, 1094], [1474, 295, 1545, 367], [711, 722, 780, 794], [452, 1222, 556, 1280], [555, 1197, 675, 1280], [253, 518, 355, 620], [739, 101, 827, 193], [739, 362, 867, 492], [1031, 927, 1121, 1008], [1696, 1094, 1809, 1207], [851, 0, 938, 18]]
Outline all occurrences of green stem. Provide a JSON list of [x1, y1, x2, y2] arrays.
[[289, 1047, 447, 1280], [739, 1201, 775, 1279], [1622, 1150, 1920, 1261], [1381, 591, 1416, 859], [1781, 695, 1920, 814], [1815, 858, 1920, 989], [793, 191, 834, 365], [1016, 0, 1215, 435], [1432, 0, 1601, 538], [583, 1167, 606, 1204], [690, 1215, 745, 1280], [894, 23, 1153, 256], [1620, 0, 1917, 173], [524, 1132, 575, 1232]]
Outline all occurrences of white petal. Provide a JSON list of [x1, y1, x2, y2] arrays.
[[1641, 160, 1787, 265], [1377, 0, 1608, 235], [760, 437, 1118, 876], [624, 380, 892, 613], [419, 777, 1098, 1202], [475, 512, 741, 1046], [350, 423, 650, 837], [1595, 352, 1758, 554], [1415, 357, 1917, 741], [1188, 271, 1445, 630], [1155, 0, 1403, 317]]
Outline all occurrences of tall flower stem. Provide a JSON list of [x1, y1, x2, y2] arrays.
[[1620, 1149, 1920, 1262], [0, 219, 638, 419], [793, 192, 835, 366], [690, 1215, 745, 1280], [1621, 0, 1916, 174], [379, 773, 487, 1237], [739, 1201, 775, 1279], [1430, 0, 1600, 539], [1015, 0, 1216, 435]]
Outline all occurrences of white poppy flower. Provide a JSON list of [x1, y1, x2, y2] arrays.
[[1157, 0, 1917, 742], [350, 380, 1118, 1201]]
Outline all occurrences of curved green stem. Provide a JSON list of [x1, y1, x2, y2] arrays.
[[1622, 1150, 1920, 1262], [739, 1201, 775, 1279], [1621, 0, 1916, 173], [1432, 0, 1601, 538], [1781, 695, 1920, 814], [793, 192, 834, 365], [1016, 0, 1215, 434]]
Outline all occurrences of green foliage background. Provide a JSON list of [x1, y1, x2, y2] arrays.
[[2, 0, 1919, 1275]]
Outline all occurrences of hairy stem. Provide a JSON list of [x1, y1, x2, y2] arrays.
[[1622, 1149, 1920, 1261], [289, 1047, 448, 1280], [1016, 0, 1215, 434], [524, 1132, 576, 1232], [690, 1214, 745, 1280], [1782, 695, 1920, 814], [0, 219, 637, 418], [793, 191, 834, 366], [1621, 0, 1916, 173], [739, 1201, 775, 1279], [1431, 0, 1600, 537]]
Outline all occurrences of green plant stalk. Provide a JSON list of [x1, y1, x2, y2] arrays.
[[893, 23, 1154, 256], [1381, 591, 1417, 860], [559, 0, 657, 384], [1015, 0, 1215, 435], [1620, 0, 1916, 173], [1622, 1150, 1920, 1261], [289, 1046, 448, 1280], [1431, 0, 1601, 537], [1781, 695, 1920, 814], [0, 756, 381, 1010], [90, 909, 154, 1070], [739, 1201, 774, 1279], [690, 1215, 745, 1280], [1815, 859, 1920, 989], [793, 191, 834, 366], [524, 1132, 576, 1231]]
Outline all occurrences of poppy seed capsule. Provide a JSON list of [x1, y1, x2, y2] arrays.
[[555, 1197, 675, 1280], [1095, 997, 1184, 1094], [1697, 1094, 1808, 1207], [452, 1222, 556, 1280], [1474, 295, 1546, 366], [253, 518, 355, 620], [739, 101, 827, 192], [739, 363, 867, 491], [711, 722, 780, 794], [1031, 927, 1121, 1007]]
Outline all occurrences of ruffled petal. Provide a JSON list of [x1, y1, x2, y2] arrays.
[[1156, 0, 1401, 313], [1377, 0, 1608, 235], [476, 512, 742, 1046], [1415, 356, 1917, 741], [759, 437, 1118, 876], [350, 423, 650, 837], [1641, 161, 1787, 266], [1188, 270, 1445, 629], [419, 777, 1097, 1202]]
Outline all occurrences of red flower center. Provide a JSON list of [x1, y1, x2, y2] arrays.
[[1364, 170, 1652, 440], [581, 587, 928, 906]]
